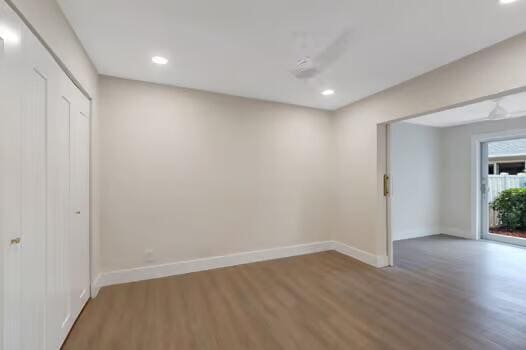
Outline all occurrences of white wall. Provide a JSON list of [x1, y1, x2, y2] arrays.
[[390, 123, 442, 240], [334, 32, 526, 258], [6, 0, 101, 284], [441, 116, 526, 238], [98, 76, 334, 272]]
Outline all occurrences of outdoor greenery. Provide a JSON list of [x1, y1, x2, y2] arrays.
[[492, 188, 526, 230]]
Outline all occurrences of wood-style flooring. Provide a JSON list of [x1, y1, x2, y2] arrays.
[[62, 235, 526, 349]]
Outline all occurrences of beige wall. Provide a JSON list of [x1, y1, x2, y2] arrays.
[[334, 33, 526, 257], [98, 76, 334, 271], [7, 0, 102, 282]]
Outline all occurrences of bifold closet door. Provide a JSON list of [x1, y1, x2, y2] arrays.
[[1, 2, 91, 349], [47, 50, 91, 350], [68, 82, 91, 323], [0, 2, 58, 348], [46, 73, 75, 350], [46, 66, 91, 350]]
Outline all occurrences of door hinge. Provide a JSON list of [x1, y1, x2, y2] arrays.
[[384, 174, 390, 197]]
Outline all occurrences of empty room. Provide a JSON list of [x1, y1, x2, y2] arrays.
[[387, 92, 526, 313], [1, 0, 526, 349]]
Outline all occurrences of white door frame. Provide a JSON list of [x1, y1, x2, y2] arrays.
[[385, 124, 394, 266], [471, 128, 526, 244]]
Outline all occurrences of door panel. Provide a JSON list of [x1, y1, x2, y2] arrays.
[[1, 4, 49, 348], [0, 4, 24, 349], [20, 66, 48, 350], [69, 91, 91, 320], [46, 93, 73, 349]]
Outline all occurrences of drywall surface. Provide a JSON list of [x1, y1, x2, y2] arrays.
[[334, 32, 526, 256], [390, 123, 442, 240], [441, 116, 526, 238], [98, 76, 334, 272]]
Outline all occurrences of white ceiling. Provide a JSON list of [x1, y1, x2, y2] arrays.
[[406, 90, 526, 127], [57, 0, 526, 110]]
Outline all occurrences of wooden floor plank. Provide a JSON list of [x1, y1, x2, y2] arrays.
[[62, 235, 526, 349]]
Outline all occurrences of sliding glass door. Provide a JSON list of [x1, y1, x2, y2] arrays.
[[481, 139, 526, 247]]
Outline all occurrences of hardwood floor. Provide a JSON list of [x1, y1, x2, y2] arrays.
[[63, 235, 526, 350]]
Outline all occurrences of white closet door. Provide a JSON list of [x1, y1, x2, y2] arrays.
[[46, 70, 74, 350], [68, 81, 91, 322], [0, 2, 52, 348], [47, 41, 91, 350], [1, 3, 91, 349], [45, 52, 91, 350], [0, 4, 24, 349], [2, 3, 89, 350]]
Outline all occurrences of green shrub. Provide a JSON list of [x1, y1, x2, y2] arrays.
[[492, 188, 526, 230]]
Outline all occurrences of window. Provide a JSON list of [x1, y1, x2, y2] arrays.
[[497, 162, 526, 175]]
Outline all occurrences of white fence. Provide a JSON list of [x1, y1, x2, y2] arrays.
[[488, 175, 526, 227]]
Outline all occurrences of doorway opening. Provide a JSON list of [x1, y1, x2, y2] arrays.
[[481, 137, 526, 247], [385, 89, 526, 265]]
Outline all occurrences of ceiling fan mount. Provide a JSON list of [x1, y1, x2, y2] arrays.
[[486, 98, 526, 120], [290, 29, 351, 81]]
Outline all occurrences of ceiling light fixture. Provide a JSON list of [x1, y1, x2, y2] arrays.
[[499, 0, 519, 5], [321, 89, 335, 96], [152, 56, 168, 65], [0, 24, 20, 45]]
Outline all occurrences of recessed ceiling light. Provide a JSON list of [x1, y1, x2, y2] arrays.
[[152, 56, 168, 65], [0, 24, 20, 45], [499, 0, 519, 5], [321, 89, 335, 96]]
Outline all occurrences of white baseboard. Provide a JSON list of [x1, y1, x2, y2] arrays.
[[441, 227, 472, 239], [94, 241, 333, 292], [91, 274, 102, 298], [92, 241, 388, 294], [332, 241, 389, 268], [392, 228, 442, 241]]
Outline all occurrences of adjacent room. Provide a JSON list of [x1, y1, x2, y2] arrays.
[[2, 0, 526, 349], [388, 89, 526, 258]]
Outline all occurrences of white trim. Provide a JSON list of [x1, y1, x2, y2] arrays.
[[385, 123, 394, 267], [471, 135, 482, 240], [441, 227, 471, 239], [96, 242, 333, 290], [91, 274, 102, 297], [490, 153, 526, 159], [332, 241, 389, 268], [486, 233, 526, 247], [92, 241, 388, 293], [392, 228, 442, 241]]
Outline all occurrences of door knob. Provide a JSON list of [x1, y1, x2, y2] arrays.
[[10, 237, 21, 245], [75, 210, 81, 214]]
